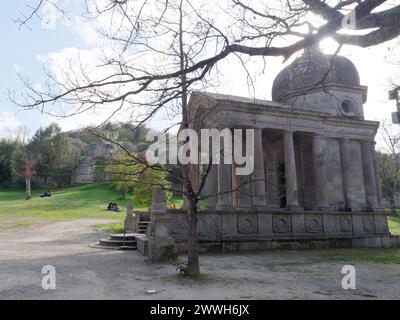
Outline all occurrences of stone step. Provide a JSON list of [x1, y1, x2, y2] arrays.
[[99, 238, 137, 248], [109, 233, 137, 241], [91, 243, 137, 250], [138, 221, 151, 234]]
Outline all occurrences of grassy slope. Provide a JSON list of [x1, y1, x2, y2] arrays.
[[0, 184, 185, 230], [0, 184, 144, 228]]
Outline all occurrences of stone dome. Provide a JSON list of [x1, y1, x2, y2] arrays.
[[272, 47, 360, 101]]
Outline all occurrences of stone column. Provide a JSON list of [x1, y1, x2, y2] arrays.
[[361, 141, 379, 210], [203, 164, 218, 209], [339, 138, 352, 210], [217, 164, 232, 209], [217, 158, 232, 210], [372, 143, 383, 208], [283, 130, 301, 210], [313, 134, 329, 210], [252, 128, 267, 209], [236, 174, 252, 209]]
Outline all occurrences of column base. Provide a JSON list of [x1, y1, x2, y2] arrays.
[[252, 205, 277, 211], [286, 205, 303, 212], [216, 205, 233, 211], [314, 206, 332, 212], [364, 207, 382, 212]]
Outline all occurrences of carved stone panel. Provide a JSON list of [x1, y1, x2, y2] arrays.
[[305, 214, 323, 234], [362, 215, 375, 234], [237, 214, 258, 235], [339, 215, 353, 234], [272, 214, 291, 234], [198, 213, 222, 241]]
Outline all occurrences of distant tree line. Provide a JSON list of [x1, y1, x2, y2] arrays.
[[0, 122, 159, 198], [0, 123, 83, 194]]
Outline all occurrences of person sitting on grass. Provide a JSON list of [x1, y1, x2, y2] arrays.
[[107, 202, 121, 212], [40, 190, 52, 198]]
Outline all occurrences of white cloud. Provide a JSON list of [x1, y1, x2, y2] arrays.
[[40, 0, 64, 30], [0, 112, 23, 139]]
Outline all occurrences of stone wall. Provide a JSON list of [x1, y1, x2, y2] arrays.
[[167, 209, 390, 251]]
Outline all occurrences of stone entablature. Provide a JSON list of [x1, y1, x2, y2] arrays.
[[189, 92, 378, 141]]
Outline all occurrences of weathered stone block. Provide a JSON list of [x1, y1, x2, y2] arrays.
[[148, 238, 177, 262], [221, 212, 238, 241], [291, 213, 305, 236], [374, 214, 389, 235], [258, 213, 273, 238]]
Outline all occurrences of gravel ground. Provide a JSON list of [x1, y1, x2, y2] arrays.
[[0, 218, 399, 300]]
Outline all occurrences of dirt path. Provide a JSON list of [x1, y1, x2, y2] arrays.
[[0, 219, 399, 300]]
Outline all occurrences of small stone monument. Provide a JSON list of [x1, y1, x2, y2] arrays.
[[124, 201, 136, 233], [147, 187, 177, 262]]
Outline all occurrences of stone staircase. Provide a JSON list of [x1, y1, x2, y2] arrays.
[[97, 233, 138, 250], [92, 222, 151, 250], [137, 221, 151, 234]]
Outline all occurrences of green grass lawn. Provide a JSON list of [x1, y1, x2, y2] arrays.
[[388, 216, 400, 235], [0, 184, 163, 229]]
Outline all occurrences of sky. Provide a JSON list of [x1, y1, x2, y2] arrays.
[[0, 1, 399, 146]]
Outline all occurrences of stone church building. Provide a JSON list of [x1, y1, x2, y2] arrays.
[[140, 47, 398, 257]]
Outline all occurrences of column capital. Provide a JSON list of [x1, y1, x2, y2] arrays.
[[313, 133, 329, 140], [284, 129, 295, 135], [360, 139, 375, 146]]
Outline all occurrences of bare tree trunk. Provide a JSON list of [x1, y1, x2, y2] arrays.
[[187, 197, 200, 275], [178, 0, 200, 276], [25, 178, 31, 200]]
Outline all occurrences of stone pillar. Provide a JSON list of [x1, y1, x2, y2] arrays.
[[372, 142, 383, 208], [252, 128, 267, 209], [283, 130, 301, 210], [203, 164, 218, 209], [339, 138, 352, 210], [124, 201, 136, 233], [361, 141, 379, 210], [313, 134, 329, 210], [147, 187, 177, 262], [217, 164, 232, 210]]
